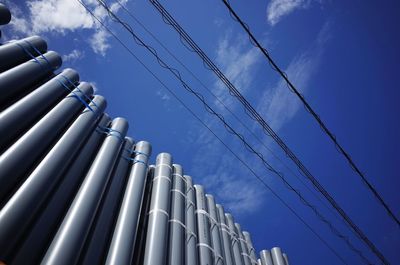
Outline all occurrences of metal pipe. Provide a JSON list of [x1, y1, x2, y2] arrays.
[[216, 204, 234, 265], [10, 114, 111, 265], [0, 68, 79, 152], [257, 259, 262, 265], [80, 137, 135, 265], [270, 247, 286, 265], [41, 117, 128, 265], [242, 231, 257, 265], [184, 175, 198, 265], [0, 4, 11, 25], [0, 51, 62, 108], [206, 194, 225, 265], [105, 140, 152, 265], [0, 82, 93, 205], [194, 184, 213, 265], [0, 95, 105, 262], [235, 223, 251, 265], [0, 36, 47, 72], [167, 164, 186, 265], [260, 250, 273, 265], [226, 213, 244, 265], [282, 253, 289, 265], [142, 153, 173, 265]]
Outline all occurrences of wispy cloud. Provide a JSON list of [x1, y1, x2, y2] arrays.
[[62, 49, 84, 63], [4, 0, 128, 56], [267, 0, 316, 26]]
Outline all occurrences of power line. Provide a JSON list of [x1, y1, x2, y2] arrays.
[[76, 1, 348, 263], [86, 1, 376, 263], [219, 0, 400, 228], [146, 1, 390, 264], [113, 0, 343, 228]]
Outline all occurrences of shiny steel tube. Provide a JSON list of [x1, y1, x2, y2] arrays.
[[0, 4, 11, 25], [260, 250, 273, 265], [143, 153, 173, 265], [0, 36, 47, 72], [0, 68, 79, 152], [283, 253, 289, 265], [105, 140, 152, 265], [184, 175, 198, 265], [206, 194, 225, 265], [81, 137, 135, 265], [194, 185, 213, 265], [10, 114, 111, 265], [242, 231, 257, 265], [41, 118, 128, 265], [0, 82, 93, 205], [167, 164, 185, 265], [216, 204, 234, 265], [0, 51, 62, 108], [235, 223, 251, 265], [0, 96, 105, 262], [271, 247, 286, 265], [226, 213, 243, 265]]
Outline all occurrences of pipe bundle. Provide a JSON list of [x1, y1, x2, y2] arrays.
[[0, 4, 289, 265]]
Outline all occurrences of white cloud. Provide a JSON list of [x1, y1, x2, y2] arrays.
[[267, 0, 313, 26], [62, 49, 84, 62], [5, 0, 128, 55]]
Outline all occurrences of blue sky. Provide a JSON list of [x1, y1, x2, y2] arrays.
[[2, 0, 399, 264]]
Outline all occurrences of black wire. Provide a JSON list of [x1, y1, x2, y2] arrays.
[[147, 1, 390, 264], [88, 1, 375, 264], [220, 0, 400, 229], [76, 1, 348, 263], [113, 0, 344, 228]]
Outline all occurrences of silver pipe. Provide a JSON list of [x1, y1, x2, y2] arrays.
[[0, 95, 105, 262], [0, 82, 93, 205], [41, 117, 128, 265], [167, 164, 186, 265], [10, 114, 111, 265], [206, 194, 225, 265], [216, 204, 234, 265], [226, 213, 243, 265], [80, 137, 135, 265], [105, 140, 152, 265], [194, 184, 213, 265], [235, 223, 251, 265], [257, 259, 262, 265], [271, 247, 286, 265], [0, 68, 79, 152], [282, 253, 289, 265], [184, 175, 198, 265], [143, 153, 173, 265], [242, 231, 257, 265], [260, 250, 273, 265], [0, 36, 47, 72], [0, 51, 62, 108]]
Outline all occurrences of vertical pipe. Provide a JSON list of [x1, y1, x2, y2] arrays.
[[282, 253, 289, 265], [242, 232, 257, 265], [10, 114, 110, 265], [0, 82, 93, 205], [184, 175, 198, 265], [0, 51, 62, 108], [167, 164, 186, 265], [0, 68, 79, 152], [259, 250, 273, 265], [257, 259, 262, 265], [132, 165, 155, 265], [216, 204, 234, 265], [0, 96, 105, 263], [235, 223, 251, 265], [105, 140, 152, 265], [80, 137, 135, 265], [194, 185, 213, 265], [0, 4, 11, 25], [41, 118, 128, 265], [226, 213, 243, 265], [0, 36, 47, 72], [142, 153, 173, 265], [206, 194, 225, 265], [270, 247, 286, 265]]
